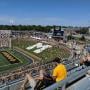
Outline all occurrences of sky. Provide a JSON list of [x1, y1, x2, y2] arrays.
[[0, 0, 90, 26]]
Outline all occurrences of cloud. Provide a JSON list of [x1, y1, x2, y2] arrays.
[[0, 16, 16, 25], [17, 17, 64, 25], [0, 16, 63, 25], [0, 16, 89, 26]]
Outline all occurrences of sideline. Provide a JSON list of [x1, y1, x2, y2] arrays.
[[14, 47, 42, 62]]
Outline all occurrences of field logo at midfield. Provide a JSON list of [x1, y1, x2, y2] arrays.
[[26, 43, 52, 53]]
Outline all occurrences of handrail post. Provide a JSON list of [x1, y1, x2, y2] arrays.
[[61, 84, 66, 90]]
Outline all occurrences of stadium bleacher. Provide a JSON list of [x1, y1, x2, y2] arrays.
[[0, 58, 90, 90]]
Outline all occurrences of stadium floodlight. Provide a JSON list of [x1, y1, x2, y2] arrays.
[[9, 19, 14, 25]]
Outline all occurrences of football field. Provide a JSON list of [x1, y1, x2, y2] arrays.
[[0, 53, 10, 67], [0, 49, 32, 73]]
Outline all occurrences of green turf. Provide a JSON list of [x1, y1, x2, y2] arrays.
[[0, 53, 10, 66], [0, 49, 31, 73], [12, 39, 36, 49], [12, 39, 70, 62], [29, 47, 70, 62]]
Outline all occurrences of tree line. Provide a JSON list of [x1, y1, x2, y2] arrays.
[[0, 25, 58, 32], [75, 27, 89, 34], [0, 25, 89, 33]]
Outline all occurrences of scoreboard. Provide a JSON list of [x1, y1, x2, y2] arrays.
[[53, 27, 64, 37]]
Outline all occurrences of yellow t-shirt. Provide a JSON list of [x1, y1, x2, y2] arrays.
[[53, 64, 67, 82]]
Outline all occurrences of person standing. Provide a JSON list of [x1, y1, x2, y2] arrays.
[[52, 57, 67, 82], [52, 57, 67, 90]]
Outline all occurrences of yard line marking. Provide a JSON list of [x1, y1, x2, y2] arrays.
[[0, 64, 11, 67]]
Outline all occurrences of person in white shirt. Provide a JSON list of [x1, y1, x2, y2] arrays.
[[21, 68, 54, 90], [80, 53, 90, 66], [21, 69, 45, 90]]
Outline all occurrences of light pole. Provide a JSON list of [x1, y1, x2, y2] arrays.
[[9, 20, 14, 49]]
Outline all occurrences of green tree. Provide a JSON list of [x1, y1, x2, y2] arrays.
[[67, 35, 74, 40], [80, 35, 86, 41], [80, 28, 88, 34]]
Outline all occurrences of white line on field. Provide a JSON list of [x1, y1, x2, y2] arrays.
[[0, 64, 11, 68]]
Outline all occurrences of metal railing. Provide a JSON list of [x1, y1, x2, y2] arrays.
[[44, 66, 90, 90]]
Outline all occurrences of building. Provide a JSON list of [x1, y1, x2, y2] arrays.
[[52, 27, 65, 41], [0, 30, 11, 48]]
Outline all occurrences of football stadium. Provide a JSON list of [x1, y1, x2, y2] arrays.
[[0, 0, 90, 89], [0, 29, 90, 90]]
